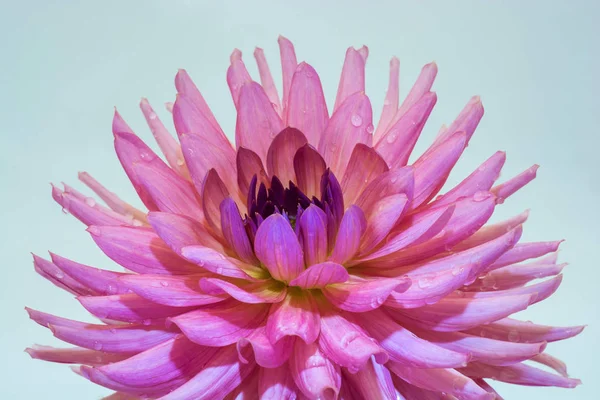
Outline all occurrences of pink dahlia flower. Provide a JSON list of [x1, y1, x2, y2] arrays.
[[27, 37, 583, 400]]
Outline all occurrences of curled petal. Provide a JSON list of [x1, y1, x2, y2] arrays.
[[237, 327, 293, 368], [289, 262, 349, 289], [359, 194, 409, 254], [297, 205, 328, 267], [454, 209, 529, 251], [169, 300, 269, 346], [341, 144, 389, 206], [531, 353, 569, 377], [266, 127, 308, 185], [254, 213, 304, 283], [201, 169, 229, 237], [266, 290, 320, 344], [236, 147, 269, 198], [258, 363, 297, 399], [323, 276, 411, 312], [199, 277, 287, 304], [343, 359, 397, 400], [293, 144, 327, 199], [290, 341, 341, 400]]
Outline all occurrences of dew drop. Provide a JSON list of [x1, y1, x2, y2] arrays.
[[149, 112, 158, 120], [109, 328, 117, 334], [366, 123, 374, 134], [350, 114, 363, 127], [473, 191, 491, 202], [507, 330, 521, 342], [61, 207, 69, 215], [55, 271, 65, 279], [160, 280, 169, 287], [84, 197, 96, 207], [107, 284, 117, 294], [451, 266, 464, 276], [142, 319, 152, 326], [383, 98, 391, 106], [417, 276, 434, 289], [385, 130, 398, 144], [132, 219, 144, 227], [216, 267, 224, 275], [176, 158, 185, 166], [93, 342, 103, 351], [139, 151, 154, 161]]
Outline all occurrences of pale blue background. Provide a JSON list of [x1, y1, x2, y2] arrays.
[[1, 1, 598, 399]]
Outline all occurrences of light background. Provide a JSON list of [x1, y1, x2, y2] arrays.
[[1, 1, 598, 399]]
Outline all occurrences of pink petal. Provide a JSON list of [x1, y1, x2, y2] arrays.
[[334, 47, 366, 112], [226, 49, 252, 108], [266, 290, 320, 344], [237, 326, 293, 368], [358, 308, 468, 368], [389, 294, 533, 332], [492, 164, 539, 203], [465, 262, 566, 291], [289, 341, 341, 400], [287, 62, 329, 147], [148, 211, 225, 256], [278, 35, 298, 119], [254, 213, 304, 283], [169, 300, 269, 346], [330, 205, 367, 265], [199, 277, 287, 304], [293, 144, 327, 199], [391, 62, 438, 126], [254, 47, 281, 116], [78, 293, 193, 324], [355, 167, 415, 217], [175, 69, 223, 134], [26, 345, 127, 366], [375, 92, 437, 168], [531, 353, 569, 377], [415, 329, 546, 366], [374, 57, 400, 144], [32, 254, 94, 296], [322, 276, 411, 312], [89, 225, 200, 275], [220, 197, 258, 264], [236, 147, 269, 197], [411, 132, 467, 210], [200, 169, 229, 237], [159, 345, 256, 400], [460, 362, 581, 388], [236, 82, 284, 162], [454, 209, 529, 251], [388, 362, 493, 400], [465, 318, 586, 343], [431, 95, 484, 147], [289, 262, 349, 289], [140, 98, 188, 177], [319, 92, 373, 177], [266, 127, 308, 185], [343, 359, 397, 400], [317, 305, 388, 373], [297, 205, 328, 267], [258, 363, 298, 399], [341, 144, 389, 206], [119, 274, 226, 307], [359, 194, 409, 254], [488, 240, 564, 270], [181, 245, 263, 280]]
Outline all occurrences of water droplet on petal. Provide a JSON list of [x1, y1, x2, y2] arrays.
[[383, 98, 391, 106], [508, 330, 521, 342], [149, 112, 158, 120], [473, 191, 491, 202], [176, 158, 185, 166], [216, 267, 223, 275], [366, 124, 374, 134], [107, 284, 116, 294], [451, 266, 464, 276], [418, 276, 434, 289], [55, 271, 65, 279], [142, 319, 152, 326], [85, 197, 96, 207], [93, 342, 103, 351], [160, 280, 169, 287], [351, 114, 363, 127], [385, 130, 398, 144], [61, 207, 69, 215], [132, 219, 144, 227], [109, 328, 117, 334], [139, 151, 152, 160]]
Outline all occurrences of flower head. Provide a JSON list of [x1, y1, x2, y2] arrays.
[[27, 37, 583, 399]]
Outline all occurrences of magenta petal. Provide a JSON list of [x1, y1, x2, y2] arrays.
[[359, 194, 409, 254], [355, 167, 414, 217], [330, 205, 367, 265], [289, 262, 349, 289], [236, 82, 284, 162], [432, 95, 484, 147], [266, 127, 308, 185], [334, 46, 367, 112], [531, 353, 569, 377], [254, 213, 304, 283], [488, 240, 563, 270], [88, 225, 200, 275], [341, 144, 389, 207], [287, 62, 329, 147], [455, 209, 529, 251], [492, 164, 539, 203], [358, 308, 468, 368], [201, 169, 230, 237], [236, 147, 269, 197], [317, 305, 388, 373], [388, 362, 493, 400], [460, 362, 581, 389], [258, 363, 298, 399], [319, 92, 373, 177], [169, 299, 269, 346], [278, 36, 298, 118], [254, 47, 281, 116], [290, 341, 341, 400], [174, 69, 223, 134], [226, 49, 252, 108], [181, 245, 263, 280], [159, 345, 256, 400], [199, 277, 287, 304], [465, 318, 585, 343], [32, 254, 94, 296], [26, 345, 127, 366], [220, 197, 259, 264], [293, 144, 327, 198], [297, 205, 328, 267], [374, 57, 400, 144], [392, 62, 438, 125], [119, 274, 226, 307], [237, 326, 293, 368], [343, 359, 397, 400], [322, 276, 411, 312], [78, 293, 193, 324], [266, 290, 320, 344]]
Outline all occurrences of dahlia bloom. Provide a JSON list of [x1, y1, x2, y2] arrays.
[[26, 36, 583, 400]]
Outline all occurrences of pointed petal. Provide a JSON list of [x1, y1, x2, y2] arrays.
[[297, 205, 328, 267], [220, 197, 258, 264], [374, 57, 400, 144], [330, 205, 367, 265], [319, 92, 373, 177], [26, 345, 127, 366], [175, 69, 223, 134], [464, 318, 586, 343], [358, 308, 468, 368], [323, 276, 411, 312], [236, 82, 285, 162], [289, 262, 348, 289], [89, 225, 200, 275], [226, 49, 252, 108], [290, 341, 341, 400], [492, 164, 539, 203], [460, 362, 581, 388], [454, 210, 529, 251], [359, 194, 409, 254], [278, 35, 298, 119], [343, 359, 397, 400], [181, 245, 263, 280], [237, 326, 293, 368], [293, 144, 327, 199], [355, 167, 415, 216], [254, 47, 281, 115], [488, 240, 564, 270], [287, 62, 329, 147], [341, 144, 389, 206], [200, 169, 229, 236], [32, 254, 94, 295], [236, 147, 269, 197], [266, 289, 320, 344], [334, 47, 366, 112], [199, 277, 286, 304], [169, 300, 269, 346], [531, 353, 569, 377], [376, 92, 437, 168], [266, 127, 308, 184], [254, 213, 304, 282], [432, 95, 484, 147], [465, 262, 566, 291]]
